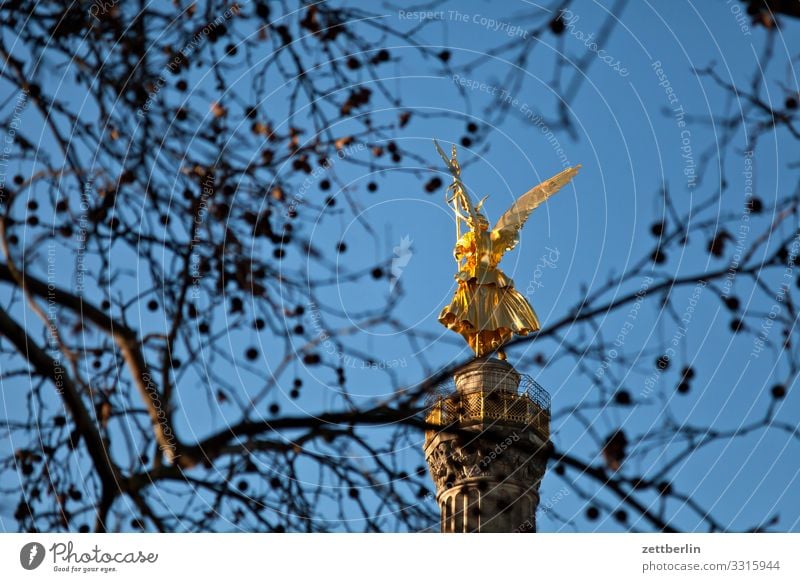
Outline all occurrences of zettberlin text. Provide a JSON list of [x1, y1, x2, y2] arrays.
[[642, 544, 701, 554]]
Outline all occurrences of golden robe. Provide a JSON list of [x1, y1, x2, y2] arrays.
[[438, 228, 540, 356]]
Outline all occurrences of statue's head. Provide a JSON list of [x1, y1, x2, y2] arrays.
[[468, 195, 490, 231], [470, 213, 490, 231]]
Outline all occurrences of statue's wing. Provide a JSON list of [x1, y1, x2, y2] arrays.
[[491, 165, 581, 253]]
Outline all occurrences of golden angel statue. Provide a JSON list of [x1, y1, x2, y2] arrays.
[[435, 141, 580, 359]]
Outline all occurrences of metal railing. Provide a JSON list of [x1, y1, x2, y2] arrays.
[[425, 374, 551, 440]]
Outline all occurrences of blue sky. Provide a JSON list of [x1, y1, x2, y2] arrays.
[[1, 0, 798, 532], [301, 0, 800, 531]]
